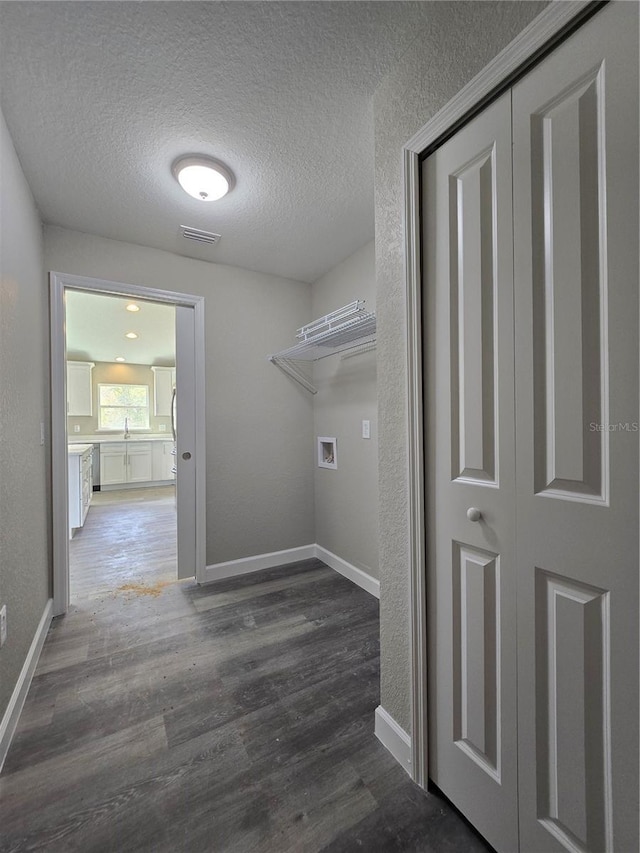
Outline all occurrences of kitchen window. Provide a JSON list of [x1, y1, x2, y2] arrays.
[[98, 384, 150, 430]]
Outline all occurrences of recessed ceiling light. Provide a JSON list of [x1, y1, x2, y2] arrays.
[[126, 303, 140, 312], [125, 332, 138, 339], [172, 155, 235, 201], [115, 356, 126, 363]]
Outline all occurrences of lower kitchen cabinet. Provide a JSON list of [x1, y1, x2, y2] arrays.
[[100, 443, 127, 485], [152, 441, 176, 482], [68, 444, 93, 537], [100, 442, 153, 486], [127, 442, 153, 482]]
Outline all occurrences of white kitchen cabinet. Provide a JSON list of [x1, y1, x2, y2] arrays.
[[152, 441, 176, 482], [151, 366, 176, 417], [127, 442, 153, 482], [100, 443, 128, 485], [68, 444, 93, 537], [67, 361, 95, 416], [100, 441, 154, 486]]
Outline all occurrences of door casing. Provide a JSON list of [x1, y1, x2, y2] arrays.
[[401, 0, 617, 787], [50, 271, 206, 616]]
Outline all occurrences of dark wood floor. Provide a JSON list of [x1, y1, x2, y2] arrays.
[[1, 494, 490, 852]]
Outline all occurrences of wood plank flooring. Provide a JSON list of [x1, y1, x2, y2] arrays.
[[69, 486, 176, 601], [1, 492, 491, 852]]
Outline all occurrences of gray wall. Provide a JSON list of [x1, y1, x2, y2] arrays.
[[0, 109, 51, 721], [311, 241, 378, 578], [45, 226, 315, 565], [373, 1, 548, 732]]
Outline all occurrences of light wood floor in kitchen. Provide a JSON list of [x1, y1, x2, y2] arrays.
[[0, 489, 491, 853]]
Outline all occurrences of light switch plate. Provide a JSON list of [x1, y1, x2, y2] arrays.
[[362, 420, 371, 439]]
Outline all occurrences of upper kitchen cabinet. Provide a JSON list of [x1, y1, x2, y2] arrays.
[[67, 361, 95, 416], [151, 366, 175, 416]]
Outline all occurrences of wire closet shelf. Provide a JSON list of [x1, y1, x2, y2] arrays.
[[268, 300, 376, 394]]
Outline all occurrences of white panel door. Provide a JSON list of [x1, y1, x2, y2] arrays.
[[513, 3, 639, 851], [423, 91, 518, 853], [423, 4, 638, 853]]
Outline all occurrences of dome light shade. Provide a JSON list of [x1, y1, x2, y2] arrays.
[[172, 156, 234, 201]]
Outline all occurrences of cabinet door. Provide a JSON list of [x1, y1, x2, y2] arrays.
[[163, 441, 176, 480], [151, 441, 175, 481], [81, 449, 93, 522], [67, 362, 94, 416], [67, 455, 82, 531], [100, 444, 127, 485], [152, 367, 175, 416], [151, 442, 164, 481], [127, 443, 153, 482]]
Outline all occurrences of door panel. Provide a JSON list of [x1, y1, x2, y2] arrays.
[[513, 3, 639, 851], [530, 64, 606, 502], [424, 91, 518, 853]]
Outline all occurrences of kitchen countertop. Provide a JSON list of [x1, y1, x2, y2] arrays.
[[69, 435, 173, 444], [68, 444, 94, 455]]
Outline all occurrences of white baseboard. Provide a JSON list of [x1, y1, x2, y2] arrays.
[[0, 598, 53, 773], [375, 705, 412, 776], [314, 545, 380, 599], [203, 545, 317, 583], [203, 543, 380, 599]]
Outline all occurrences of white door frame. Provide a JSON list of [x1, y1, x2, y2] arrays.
[[402, 0, 602, 787], [50, 271, 207, 616]]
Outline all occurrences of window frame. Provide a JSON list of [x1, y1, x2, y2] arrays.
[[97, 382, 151, 431]]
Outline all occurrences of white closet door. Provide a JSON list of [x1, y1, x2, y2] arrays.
[[513, 3, 639, 851], [423, 91, 518, 853]]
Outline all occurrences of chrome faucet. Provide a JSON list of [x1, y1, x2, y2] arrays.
[[124, 417, 130, 439]]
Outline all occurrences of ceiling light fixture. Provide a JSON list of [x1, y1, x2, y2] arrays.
[[172, 155, 235, 201], [115, 357, 126, 363], [125, 332, 138, 339], [126, 303, 140, 312]]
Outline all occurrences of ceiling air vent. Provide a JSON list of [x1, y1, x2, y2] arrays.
[[180, 225, 221, 245]]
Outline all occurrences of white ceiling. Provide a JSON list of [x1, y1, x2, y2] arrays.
[[0, 1, 437, 284], [65, 290, 175, 365]]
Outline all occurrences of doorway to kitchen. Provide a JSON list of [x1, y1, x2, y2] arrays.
[[50, 272, 206, 617], [65, 290, 177, 606]]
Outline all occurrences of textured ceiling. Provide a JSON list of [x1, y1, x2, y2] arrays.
[[65, 290, 175, 365], [0, 1, 438, 283]]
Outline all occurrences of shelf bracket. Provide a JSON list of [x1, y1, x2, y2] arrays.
[[268, 356, 317, 395]]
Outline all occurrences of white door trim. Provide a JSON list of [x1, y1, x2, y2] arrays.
[[402, 0, 598, 788], [50, 271, 207, 616]]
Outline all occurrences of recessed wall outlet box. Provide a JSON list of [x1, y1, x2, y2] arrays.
[[318, 436, 337, 469], [362, 420, 371, 439], [0, 605, 7, 647], [73, 424, 81, 433], [159, 424, 166, 432]]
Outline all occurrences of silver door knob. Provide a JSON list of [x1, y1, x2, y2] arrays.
[[182, 451, 191, 460], [466, 507, 482, 522]]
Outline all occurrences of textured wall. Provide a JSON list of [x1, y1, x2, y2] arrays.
[[311, 242, 378, 578], [45, 226, 315, 566], [373, 1, 548, 732], [0, 110, 51, 721]]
